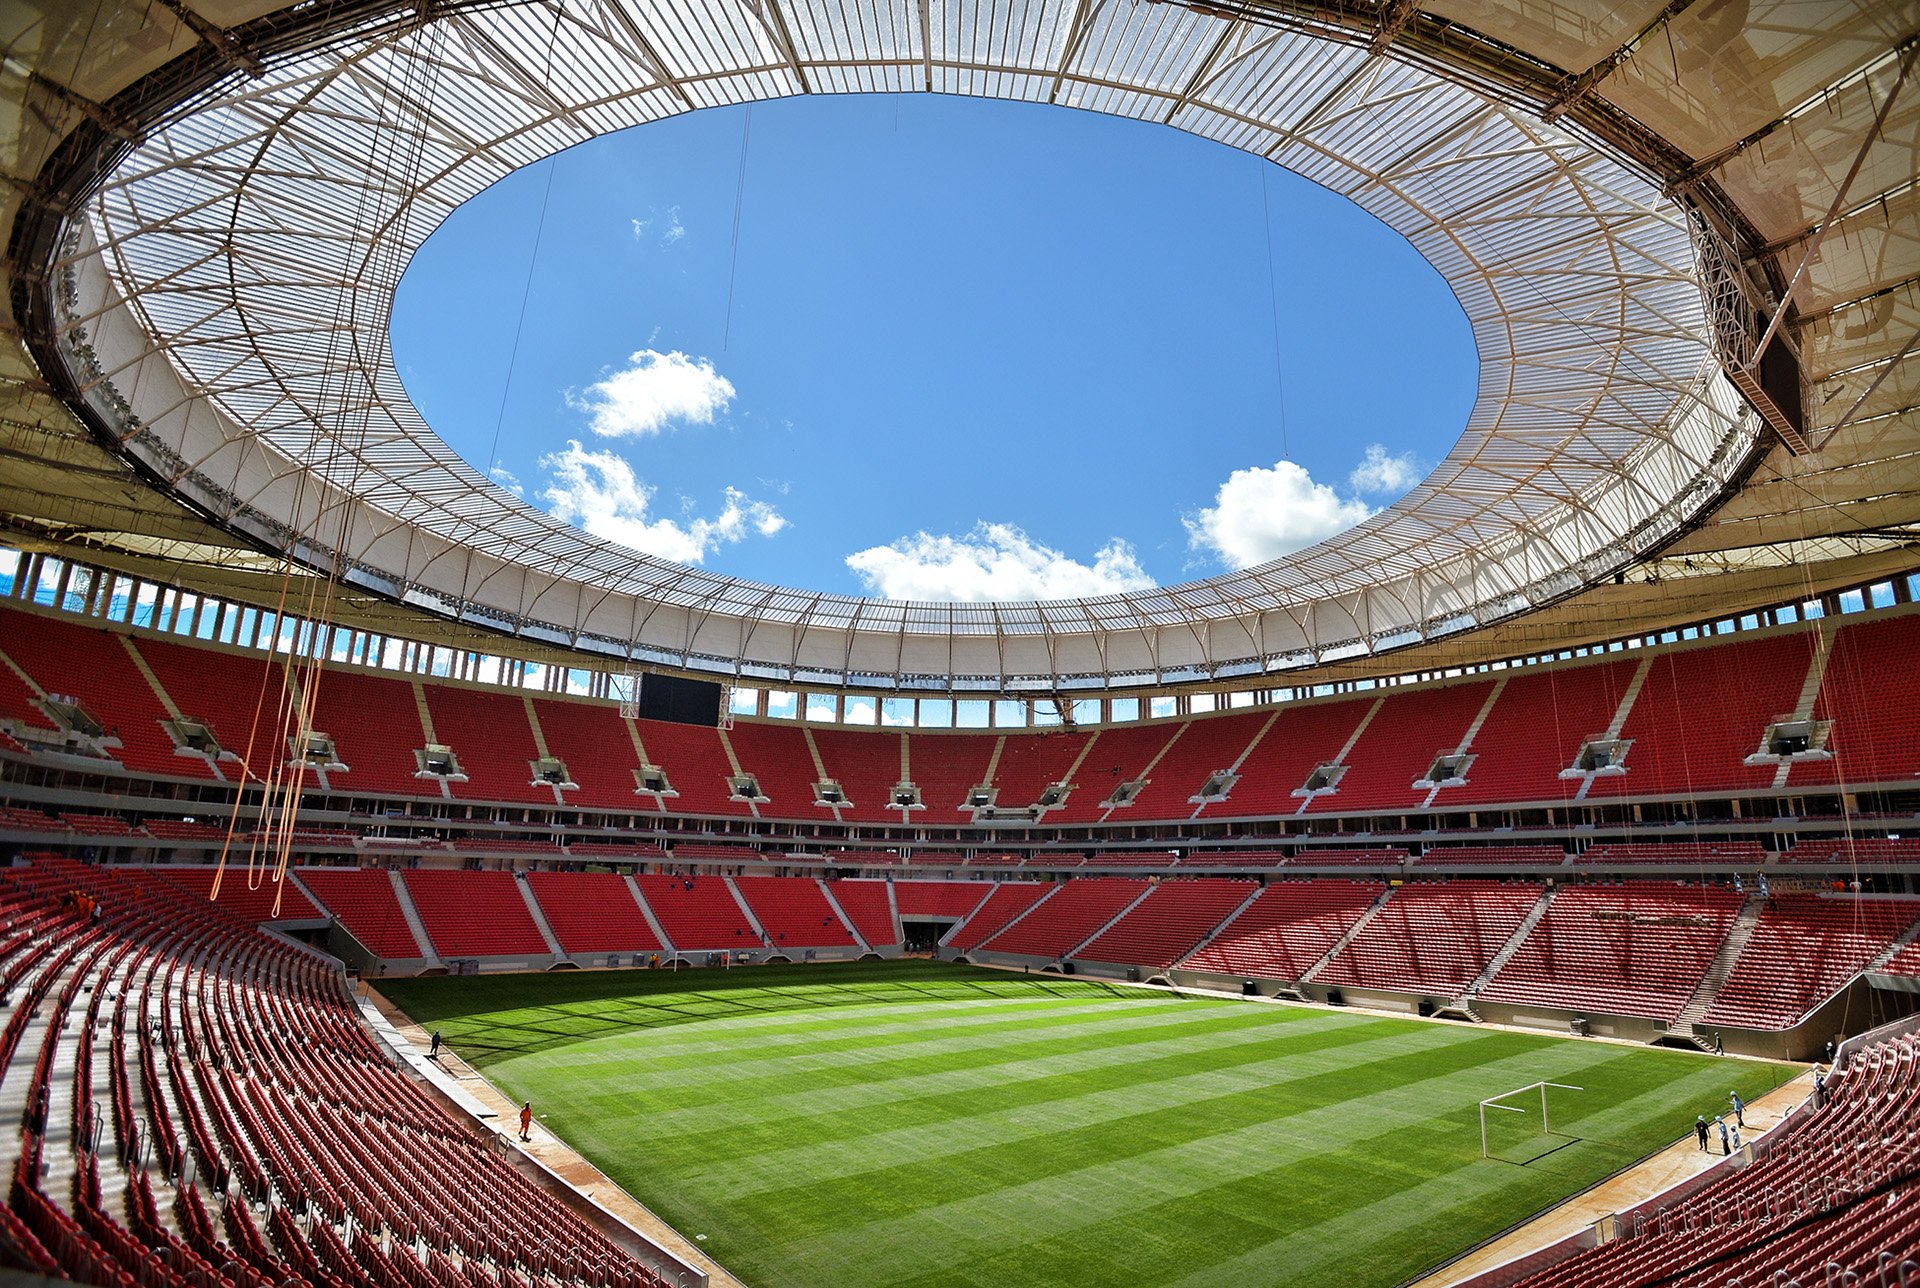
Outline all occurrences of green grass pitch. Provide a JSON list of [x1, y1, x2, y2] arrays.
[[382, 961, 1795, 1288]]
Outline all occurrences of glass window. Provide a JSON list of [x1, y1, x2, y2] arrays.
[[919, 699, 954, 728], [1030, 700, 1062, 727], [1839, 589, 1866, 614], [1109, 697, 1139, 722], [1149, 696, 1176, 719], [62, 567, 92, 614], [806, 693, 838, 722], [32, 558, 62, 606], [1869, 581, 1895, 608], [956, 699, 990, 728], [843, 697, 877, 725], [1189, 693, 1217, 714], [993, 699, 1026, 727], [729, 686, 760, 716], [1071, 699, 1100, 724], [0, 548, 18, 596], [766, 689, 798, 719], [882, 697, 916, 727]]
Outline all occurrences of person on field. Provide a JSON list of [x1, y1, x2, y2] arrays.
[[429, 1030, 441, 1059], [1717, 1117, 1731, 1156], [1728, 1090, 1744, 1128], [1695, 1116, 1709, 1151], [519, 1102, 533, 1142]]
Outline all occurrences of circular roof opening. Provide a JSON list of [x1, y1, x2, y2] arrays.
[[393, 95, 1477, 600]]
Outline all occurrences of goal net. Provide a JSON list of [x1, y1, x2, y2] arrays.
[[1480, 1081, 1584, 1163]]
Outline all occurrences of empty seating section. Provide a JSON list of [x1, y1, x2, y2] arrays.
[[1078, 879, 1256, 969], [1291, 848, 1407, 868], [131, 634, 284, 769], [1221, 701, 1368, 816], [1506, 1031, 1920, 1288], [633, 873, 757, 949], [526, 871, 661, 954], [0, 853, 666, 1288], [1809, 613, 1920, 787], [946, 882, 1054, 951], [1701, 895, 1920, 1029], [1181, 850, 1289, 868], [732, 876, 856, 948], [1308, 681, 1495, 814], [422, 686, 550, 804], [826, 879, 900, 946], [893, 880, 993, 921], [1143, 710, 1267, 815], [1448, 658, 1638, 805], [0, 638, 56, 735], [1183, 880, 1385, 979], [304, 667, 427, 794], [1085, 851, 1178, 869], [1, 611, 204, 779], [809, 726, 907, 823], [722, 721, 820, 814], [295, 868, 425, 958], [141, 817, 228, 842], [904, 733, 998, 816], [568, 840, 669, 861], [532, 696, 644, 810], [1480, 882, 1744, 1020], [990, 730, 1090, 812], [145, 864, 322, 921], [981, 877, 1148, 957], [404, 869, 549, 956], [1589, 631, 1817, 799], [1784, 836, 1920, 865], [1050, 723, 1180, 822], [632, 719, 745, 816], [1579, 841, 1766, 866], [1415, 846, 1569, 867], [1317, 880, 1542, 997]]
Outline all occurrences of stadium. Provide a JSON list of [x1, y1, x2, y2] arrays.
[[1, 0, 1918, 1284]]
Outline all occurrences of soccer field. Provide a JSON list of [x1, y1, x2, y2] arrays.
[[382, 961, 1795, 1288]]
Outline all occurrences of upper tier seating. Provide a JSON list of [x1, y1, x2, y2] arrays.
[[303, 666, 429, 795], [1802, 613, 1920, 788], [979, 877, 1149, 958], [1132, 711, 1271, 817], [1316, 880, 1542, 997], [946, 883, 1053, 951], [1444, 658, 1640, 806], [1, 612, 207, 779], [1701, 894, 1920, 1029], [1180, 850, 1290, 868], [1216, 702, 1368, 817], [1579, 841, 1767, 866], [631, 719, 744, 817], [1182, 880, 1385, 979], [1783, 836, 1920, 865], [1305, 681, 1496, 814], [532, 696, 645, 811], [295, 867, 426, 958], [131, 635, 287, 775], [403, 869, 550, 956], [810, 726, 908, 824], [1050, 722, 1182, 823], [1479, 881, 1745, 1020], [423, 686, 552, 805], [1587, 631, 1817, 800], [903, 733, 999, 817], [526, 871, 662, 954], [1076, 879, 1257, 969], [990, 729, 1091, 813], [633, 873, 758, 950], [722, 721, 821, 816], [731, 876, 856, 949], [826, 879, 900, 946], [1414, 846, 1570, 868], [1291, 848, 1409, 868]]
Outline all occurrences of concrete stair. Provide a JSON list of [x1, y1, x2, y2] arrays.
[[623, 874, 675, 954], [1670, 892, 1767, 1041], [1170, 883, 1268, 970], [1059, 883, 1159, 961], [1460, 885, 1559, 1003], [724, 876, 774, 949], [387, 869, 440, 961], [516, 873, 567, 958], [815, 880, 870, 952]]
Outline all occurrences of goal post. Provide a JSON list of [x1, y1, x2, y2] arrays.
[[1480, 1081, 1584, 1159]]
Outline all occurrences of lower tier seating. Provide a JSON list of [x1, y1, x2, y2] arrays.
[[1316, 880, 1543, 998], [1181, 880, 1386, 980]]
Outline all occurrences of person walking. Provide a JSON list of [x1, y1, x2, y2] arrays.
[[519, 1102, 533, 1142], [1695, 1115, 1710, 1151], [1728, 1090, 1745, 1128], [429, 1030, 441, 1059], [1717, 1117, 1731, 1156]]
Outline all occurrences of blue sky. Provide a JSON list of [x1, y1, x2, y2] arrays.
[[391, 94, 1476, 602]]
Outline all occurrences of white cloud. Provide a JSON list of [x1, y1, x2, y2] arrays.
[[629, 217, 650, 241], [1185, 459, 1376, 569], [489, 465, 524, 497], [1349, 444, 1422, 495], [846, 523, 1155, 602], [539, 440, 785, 565], [569, 350, 735, 438], [660, 205, 685, 245]]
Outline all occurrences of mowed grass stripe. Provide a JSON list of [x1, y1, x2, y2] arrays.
[[765, 1038, 1765, 1286], [557, 1003, 1368, 1138], [383, 962, 1795, 1288]]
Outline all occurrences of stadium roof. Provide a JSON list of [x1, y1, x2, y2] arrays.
[[1, 0, 1915, 693]]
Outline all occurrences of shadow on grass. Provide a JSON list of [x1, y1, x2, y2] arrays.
[[380, 960, 1159, 1065]]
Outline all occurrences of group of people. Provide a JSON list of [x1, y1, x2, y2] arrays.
[[426, 1030, 536, 1143]]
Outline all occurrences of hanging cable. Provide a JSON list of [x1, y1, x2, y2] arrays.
[[724, 104, 755, 350], [1258, 163, 1290, 461]]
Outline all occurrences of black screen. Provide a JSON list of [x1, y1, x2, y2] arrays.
[[635, 674, 724, 727]]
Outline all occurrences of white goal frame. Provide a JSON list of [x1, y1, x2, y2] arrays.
[[1480, 1081, 1584, 1159]]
